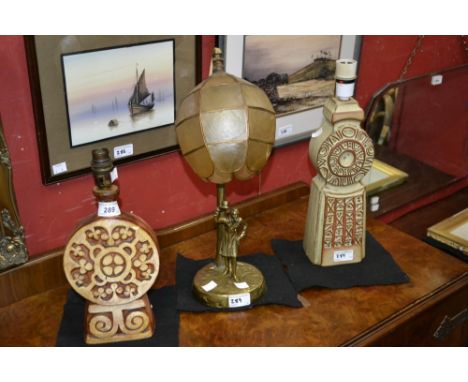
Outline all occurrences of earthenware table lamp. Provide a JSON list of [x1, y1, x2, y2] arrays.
[[175, 48, 276, 308], [303, 59, 375, 266], [63, 148, 160, 344]]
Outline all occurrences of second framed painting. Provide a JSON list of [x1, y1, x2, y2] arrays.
[[222, 35, 361, 146], [26, 35, 201, 184]]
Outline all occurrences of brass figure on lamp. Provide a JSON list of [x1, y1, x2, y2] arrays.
[[63, 149, 160, 344], [175, 48, 276, 308], [303, 59, 375, 266]]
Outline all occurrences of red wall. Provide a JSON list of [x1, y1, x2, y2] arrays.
[[0, 35, 465, 257], [356, 36, 467, 177], [392, 66, 467, 177], [355, 35, 467, 107]]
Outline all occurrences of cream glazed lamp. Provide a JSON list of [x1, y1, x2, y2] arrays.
[[303, 59, 375, 266], [175, 47, 276, 308]]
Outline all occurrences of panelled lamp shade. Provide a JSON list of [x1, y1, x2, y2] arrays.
[[175, 48, 276, 183]]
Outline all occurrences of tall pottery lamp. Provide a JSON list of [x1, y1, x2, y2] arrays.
[[303, 59, 375, 266], [175, 48, 276, 308]]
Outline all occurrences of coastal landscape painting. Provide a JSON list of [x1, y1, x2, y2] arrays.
[[61, 39, 175, 147], [243, 36, 341, 116]]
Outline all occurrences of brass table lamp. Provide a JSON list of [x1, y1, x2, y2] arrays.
[[175, 48, 276, 308], [63, 149, 160, 344], [303, 59, 375, 266]]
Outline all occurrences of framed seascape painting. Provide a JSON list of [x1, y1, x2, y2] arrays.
[[222, 35, 361, 146], [25, 36, 201, 184], [63, 40, 175, 147]]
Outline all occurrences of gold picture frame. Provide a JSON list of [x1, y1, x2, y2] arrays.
[[363, 159, 409, 196], [25, 35, 201, 184], [427, 209, 468, 255], [0, 116, 28, 271]]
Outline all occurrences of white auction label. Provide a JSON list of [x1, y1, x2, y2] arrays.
[[110, 167, 118, 183], [234, 281, 249, 289], [201, 280, 217, 292], [52, 161, 67, 175], [278, 124, 293, 138], [333, 249, 354, 262], [228, 293, 251, 308], [98, 201, 121, 217], [114, 143, 133, 159]]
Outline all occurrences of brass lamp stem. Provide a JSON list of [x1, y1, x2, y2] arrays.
[[216, 183, 225, 207], [215, 183, 226, 267]]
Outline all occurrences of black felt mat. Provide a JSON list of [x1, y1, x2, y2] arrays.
[[425, 237, 468, 263], [56, 286, 179, 346], [176, 253, 302, 312], [271, 233, 410, 292]]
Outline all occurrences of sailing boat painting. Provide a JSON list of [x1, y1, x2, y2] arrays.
[[128, 68, 155, 116], [61, 40, 175, 147]]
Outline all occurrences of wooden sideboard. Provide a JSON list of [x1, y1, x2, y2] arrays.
[[0, 183, 466, 346]]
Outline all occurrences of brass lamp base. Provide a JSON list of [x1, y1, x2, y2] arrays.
[[193, 262, 266, 309]]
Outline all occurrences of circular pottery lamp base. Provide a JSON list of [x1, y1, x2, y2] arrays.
[[63, 149, 160, 345], [193, 262, 266, 309]]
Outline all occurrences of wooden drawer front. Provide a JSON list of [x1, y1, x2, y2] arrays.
[[370, 275, 467, 346]]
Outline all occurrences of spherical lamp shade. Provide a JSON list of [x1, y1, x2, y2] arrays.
[[175, 49, 276, 184]]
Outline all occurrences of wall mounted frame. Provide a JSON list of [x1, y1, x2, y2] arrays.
[[221, 35, 361, 147], [25, 35, 201, 184]]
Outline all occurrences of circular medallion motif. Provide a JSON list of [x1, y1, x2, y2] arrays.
[[317, 125, 374, 186], [101, 252, 126, 277], [338, 150, 355, 168], [64, 219, 159, 306]]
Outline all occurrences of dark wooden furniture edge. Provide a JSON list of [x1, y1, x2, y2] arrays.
[[24, 36, 52, 186], [343, 272, 468, 346], [0, 182, 309, 308]]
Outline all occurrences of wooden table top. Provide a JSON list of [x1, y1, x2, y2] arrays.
[[1, 192, 467, 346]]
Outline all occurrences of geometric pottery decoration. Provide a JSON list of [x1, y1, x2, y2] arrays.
[[63, 148, 159, 344], [175, 48, 276, 308], [303, 59, 375, 266]]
